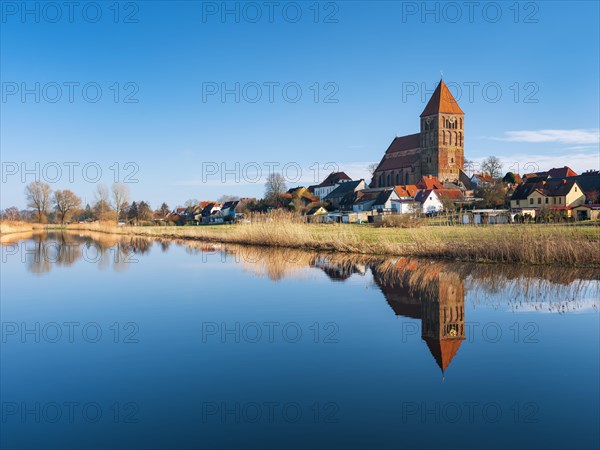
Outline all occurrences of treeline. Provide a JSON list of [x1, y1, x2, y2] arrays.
[[1, 181, 171, 225]]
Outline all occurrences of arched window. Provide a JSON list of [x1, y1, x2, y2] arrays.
[[448, 132, 452, 146], [460, 118, 463, 129], [405, 172, 409, 184], [396, 173, 400, 184], [379, 174, 383, 187], [387, 174, 391, 186]]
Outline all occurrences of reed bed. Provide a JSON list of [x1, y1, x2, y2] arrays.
[[59, 212, 599, 266], [0, 221, 38, 235]]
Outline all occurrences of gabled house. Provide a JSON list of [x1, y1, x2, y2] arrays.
[[199, 203, 222, 223], [510, 179, 586, 210], [352, 191, 380, 212], [220, 201, 240, 218], [324, 179, 366, 209], [414, 190, 443, 214], [394, 185, 419, 198], [372, 189, 401, 212], [311, 172, 352, 200]]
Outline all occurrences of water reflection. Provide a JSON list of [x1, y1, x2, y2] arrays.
[[5, 231, 598, 377]]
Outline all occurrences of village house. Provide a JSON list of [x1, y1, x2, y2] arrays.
[[323, 179, 366, 209], [310, 172, 353, 201], [510, 178, 586, 215], [372, 189, 401, 212], [414, 189, 444, 214]]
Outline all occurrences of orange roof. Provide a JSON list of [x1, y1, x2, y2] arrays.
[[394, 185, 419, 197], [424, 338, 464, 372], [436, 189, 464, 200], [416, 175, 444, 190], [420, 80, 464, 117]]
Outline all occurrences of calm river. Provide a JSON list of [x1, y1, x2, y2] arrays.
[[1, 231, 599, 449]]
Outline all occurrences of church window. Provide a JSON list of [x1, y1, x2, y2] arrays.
[[387, 174, 391, 185], [451, 157, 454, 164], [396, 173, 400, 184], [405, 172, 409, 184]]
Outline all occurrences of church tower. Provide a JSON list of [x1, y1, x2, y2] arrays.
[[421, 272, 465, 374], [420, 80, 465, 182]]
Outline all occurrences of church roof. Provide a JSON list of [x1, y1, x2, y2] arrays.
[[424, 337, 464, 373], [420, 80, 464, 117]]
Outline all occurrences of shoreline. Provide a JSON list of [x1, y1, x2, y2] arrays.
[[2, 220, 599, 267]]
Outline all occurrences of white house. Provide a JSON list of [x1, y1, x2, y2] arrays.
[[372, 189, 401, 212], [414, 190, 443, 214]]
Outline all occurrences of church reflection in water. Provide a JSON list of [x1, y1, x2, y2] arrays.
[[312, 256, 466, 374], [371, 262, 465, 374]]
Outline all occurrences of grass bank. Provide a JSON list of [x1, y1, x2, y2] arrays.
[[60, 213, 600, 267]]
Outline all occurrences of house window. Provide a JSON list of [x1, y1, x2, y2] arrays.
[[545, 198, 548, 204], [553, 197, 556, 204], [559, 197, 562, 204], [537, 198, 541, 204], [529, 198, 533, 205]]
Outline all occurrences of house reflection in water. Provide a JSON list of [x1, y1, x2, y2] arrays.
[[371, 260, 466, 375]]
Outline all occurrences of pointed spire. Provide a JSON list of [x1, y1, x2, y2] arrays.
[[424, 337, 464, 373], [420, 80, 464, 117]]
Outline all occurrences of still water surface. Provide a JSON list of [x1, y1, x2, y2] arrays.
[[1, 231, 599, 449]]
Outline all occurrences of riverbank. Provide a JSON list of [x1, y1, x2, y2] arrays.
[[50, 216, 600, 267]]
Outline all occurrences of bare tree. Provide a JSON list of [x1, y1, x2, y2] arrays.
[[184, 199, 200, 208], [1, 207, 20, 221], [25, 181, 52, 223], [481, 156, 503, 179], [111, 183, 130, 224], [367, 162, 379, 175], [53, 190, 82, 224], [264, 173, 287, 204]]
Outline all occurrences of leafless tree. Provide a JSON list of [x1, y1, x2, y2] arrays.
[[1, 207, 20, 221], [481, 156, 503, 179], [25, 181, 52, 223], [53, 190, 82, 224], [112, 183, 130, 224], [367, 163, 379, 175], [265, 173, 287, 204]]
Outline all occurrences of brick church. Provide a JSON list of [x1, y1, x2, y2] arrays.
[[371, 79, 465, 188]]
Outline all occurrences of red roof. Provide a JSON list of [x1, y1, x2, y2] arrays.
[[394, 185, 419, 197], [416, 175, 444, 190], [524, 166, 578, 181], [436, 189, 464, 201], [384, 133, 421, 155], [421, 80, 464, 117]]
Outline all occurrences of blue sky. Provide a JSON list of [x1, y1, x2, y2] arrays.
[[1, 0, 599, 209]]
